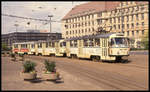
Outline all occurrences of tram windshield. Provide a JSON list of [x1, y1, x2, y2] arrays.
[[110, 37, 129, 47]]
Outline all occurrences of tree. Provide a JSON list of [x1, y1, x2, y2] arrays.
[[2, 43, 10, 51], [141, 31, 149, 50]]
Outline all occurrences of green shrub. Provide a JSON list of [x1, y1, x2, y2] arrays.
[[11, 53, 15, 58], [23, 61, 36, 73], [19, 54, 24, 57], [44, 59, 56, 73]]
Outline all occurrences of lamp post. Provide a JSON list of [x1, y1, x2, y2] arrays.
[[48, 15, 53, 33], [14, 23, 19, 43], [14, 24, 19, 32]]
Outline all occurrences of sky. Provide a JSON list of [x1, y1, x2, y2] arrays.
[[2, 1, 88, 34]]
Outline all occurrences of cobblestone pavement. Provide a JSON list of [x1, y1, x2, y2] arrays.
[[2, 54, 149, 90], [1, 56, 102, 90]]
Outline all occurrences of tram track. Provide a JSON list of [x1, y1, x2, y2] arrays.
[[25, 55, 148, 90], [55, 60, 146, 90]]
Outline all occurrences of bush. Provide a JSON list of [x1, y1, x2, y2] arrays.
[[11, 53, 15, 58], [19, 54, 24, 57], [23, 61, 36, 73], [44, 59, 56, 73]]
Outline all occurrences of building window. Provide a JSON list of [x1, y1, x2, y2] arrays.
[[131, 7, 134, 12], [142, 22, 144, 26], [136, 14, 139, 20], [142, 30, 144, 35], [85, 29, 87, 33], [66, 31, 68, 35], [114, 25, 116, 29], [85, 22, 87, 26], [136, 6, 139, 11], [118, 17, 120, 23], [132, 31, 134, 36], [118, 25, 120, 29], [114, 18, 116, 23], [127, 31, 129, 36], [136, 30, 139, 35], [89, 29, 91, 32], [82, 29, 84, 33], [110, 18, 112, 23], [122, 16, 124, 22], [141, 13, 144, 20], [132, 23, 134, 28], [92, 28, 94, 31], [136, 23, 139, 26], [131, 15, 134, 21], [127, 24, 129, 29], [127, 16, 129, 22], [141, 5, 145, 11], [70, 31, 72, 35], [92, 21, 94, 25], [122, 24, 124, 29], [88, 21, 90, 26]]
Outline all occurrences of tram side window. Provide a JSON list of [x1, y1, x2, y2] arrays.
[[38, 43, 42, 48], [52, 42, 55, 47], [95, 39, 100, 47], [21, 44, 27, 48], [84, 39, 88, 47], [60, 42, 66, 47], [49, 42, 52, 47], [70, 41, 73, 47], [31, 44, 35, 48], [14, 44, 18, 48], [74, 40, 77, 47], [89, 39, 94, 47], [46, 42, 49, 48]]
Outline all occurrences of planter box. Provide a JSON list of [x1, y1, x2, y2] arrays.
[[42, 72, 57, 81], [22, 72, 37, 80]]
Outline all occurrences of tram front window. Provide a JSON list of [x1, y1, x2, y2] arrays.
[[110, 38, 129, 47]]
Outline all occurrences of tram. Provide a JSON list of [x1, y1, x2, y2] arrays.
[[65, 32, 130, 61], [12, 32, 130, 61]]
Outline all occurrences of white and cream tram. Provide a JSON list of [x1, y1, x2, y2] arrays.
[[12, 32, 130, 62], [65, 32, 130, 61]]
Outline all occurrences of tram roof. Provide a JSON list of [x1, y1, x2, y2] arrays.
[[65, 32, 117, 41]]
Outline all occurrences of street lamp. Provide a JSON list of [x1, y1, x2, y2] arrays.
[[14, 24, 19, 32], [48, 15, 53, 33]]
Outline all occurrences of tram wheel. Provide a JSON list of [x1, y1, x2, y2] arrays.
[[92, 56, 100, 62]]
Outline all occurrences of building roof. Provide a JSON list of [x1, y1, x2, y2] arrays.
[[62, 1, 148, 20], [62, 1, 120, 20]]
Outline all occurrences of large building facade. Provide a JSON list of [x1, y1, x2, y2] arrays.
[[2, 32, 62, 48], [61, 1, 149, 48]]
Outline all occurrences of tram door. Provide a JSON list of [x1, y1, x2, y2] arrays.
[[55, 41, 59, 55], [101, 38, 108, 60], [78, 40, 83, 57]]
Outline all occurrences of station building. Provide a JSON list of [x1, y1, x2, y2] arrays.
[[2, 31, 62, 48], [61, 1, 149, 48]]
